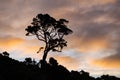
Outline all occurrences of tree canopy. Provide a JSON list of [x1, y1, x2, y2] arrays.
[[25, 13, 73, 61]]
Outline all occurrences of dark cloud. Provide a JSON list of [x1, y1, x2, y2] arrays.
[[67, 0, 120, 40], [63, 0, 120, 65], [39, 0, 72, 9]]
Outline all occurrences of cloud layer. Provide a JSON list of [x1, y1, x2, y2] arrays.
[[0, 0, 120, 77]]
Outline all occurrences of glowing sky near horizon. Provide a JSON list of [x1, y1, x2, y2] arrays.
[[0, 0, 120, 77]]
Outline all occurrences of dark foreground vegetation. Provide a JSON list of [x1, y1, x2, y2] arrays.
[[0, 51, 120, 80]]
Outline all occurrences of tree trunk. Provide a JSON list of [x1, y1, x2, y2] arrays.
[[42, 50, 48, 62]]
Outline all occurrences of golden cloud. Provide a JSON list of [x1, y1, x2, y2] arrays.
[[90, 58, 120, 68], [54, 56, 80, 70], [68, 36, 109, 53], [0, 37, 24, 49]]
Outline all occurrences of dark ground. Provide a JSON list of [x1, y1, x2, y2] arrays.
[[0, 52, 120, 80]]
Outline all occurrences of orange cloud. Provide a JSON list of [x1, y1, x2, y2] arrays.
[[84, 39, 108, 52], [23, 46, 43, 57], [0, 37, 24, 49], [90, 58, 120, 68], [54, 56, 80, 70], [68, 36, 108, 53]]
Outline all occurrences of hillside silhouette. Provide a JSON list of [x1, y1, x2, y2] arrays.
[[0, 52, 120, 80]]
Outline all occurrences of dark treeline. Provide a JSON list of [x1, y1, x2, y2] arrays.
[[0, 51, 120, 80]]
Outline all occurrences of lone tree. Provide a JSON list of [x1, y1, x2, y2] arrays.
[[25, 13, 73, 61]]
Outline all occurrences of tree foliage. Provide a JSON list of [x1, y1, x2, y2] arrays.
[[2, 51, 9, 57], [25, 13, 73, 61]]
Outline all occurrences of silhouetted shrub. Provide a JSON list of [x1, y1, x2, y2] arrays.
[[2, 51, 9, 57], [49, 57, 58, 66]]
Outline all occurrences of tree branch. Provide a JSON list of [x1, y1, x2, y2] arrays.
[[36, 34, 45, 42]]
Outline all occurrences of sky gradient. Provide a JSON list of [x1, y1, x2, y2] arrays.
[[0, 0, 120, 77]]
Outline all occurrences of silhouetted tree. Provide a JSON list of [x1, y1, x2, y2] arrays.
[[25, 57, 32, 65], [2, 51, 9, 57], [25, 13, 73, 61]]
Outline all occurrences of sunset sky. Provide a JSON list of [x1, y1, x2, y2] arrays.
[[0, 0, 120, 77]]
